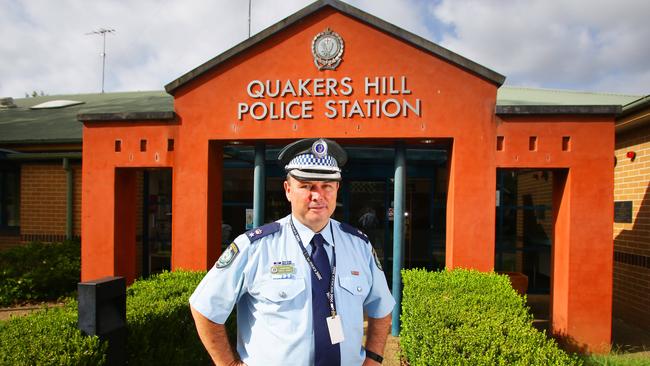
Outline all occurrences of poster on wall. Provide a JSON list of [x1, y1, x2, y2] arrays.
[[246, 208, 254, 229]]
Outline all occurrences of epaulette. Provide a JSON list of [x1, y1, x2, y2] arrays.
[[339, 222, 369, 243], [244, 222, 281, 243]]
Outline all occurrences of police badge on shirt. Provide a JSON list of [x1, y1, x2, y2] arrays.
[[216, 242, 239, 268]]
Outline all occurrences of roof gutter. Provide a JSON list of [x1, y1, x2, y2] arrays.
[[496, 105, 621, 115], [2, 152, 82, 161], [616, 95, 650, 133]]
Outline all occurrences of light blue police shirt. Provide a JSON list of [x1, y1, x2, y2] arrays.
[[189, 214, 395, 366]]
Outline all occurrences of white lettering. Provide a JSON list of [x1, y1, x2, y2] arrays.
[[382, 99, 401, 118], [286, 101, 301, 119], [325, 78, 338, 96], [401, 76, 411, 95], [365, 77, 379, 95], [298, 79, 311, 97], [266, 80, 280, 98], [340, 77, 353, 96], [348, 100, 364, 118], [302, 101, 314, 119], [237, 103, 249, 120], [325, 100, 338, 118], [403, 99, 421, 117], [247, 80, 265, 98], [281, 80, 297, 97], [250, 102, 268, 120], [313, 78, 325, 96]]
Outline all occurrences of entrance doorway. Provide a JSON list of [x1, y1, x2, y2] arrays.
[[495, 169, 554, 294], [142, 169, 172, 277], [222, 143, 449, 282]]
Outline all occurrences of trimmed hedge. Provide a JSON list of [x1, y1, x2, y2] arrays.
[[401, 268, 582, 366], [0, 300, 106, 365], [125, 270, 212, 365], [0, 240, 80, 306], [0, 270, 236, 365]]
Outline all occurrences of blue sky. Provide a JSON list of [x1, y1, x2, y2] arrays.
[[1, 0, 648, 98]]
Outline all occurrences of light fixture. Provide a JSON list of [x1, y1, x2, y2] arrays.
[[626, 151, 636, 161], [420, 139, 434, 144]]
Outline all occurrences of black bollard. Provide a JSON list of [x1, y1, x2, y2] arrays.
[[78, 276, 126, 366]]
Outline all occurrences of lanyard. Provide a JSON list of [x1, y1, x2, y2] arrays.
[[289, 218, 337, 316]]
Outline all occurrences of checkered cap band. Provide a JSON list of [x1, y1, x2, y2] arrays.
[[285, 153, 341, 172]]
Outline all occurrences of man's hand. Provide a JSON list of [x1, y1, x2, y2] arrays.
[[190, 306, 245, 366], [364, 313, 391, 365]]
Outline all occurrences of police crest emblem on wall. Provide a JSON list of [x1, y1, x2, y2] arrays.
[[312, 28, 344, 70]]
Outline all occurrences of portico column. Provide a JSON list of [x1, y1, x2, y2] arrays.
[[391, 144, 406, 336], [253, 142, 266, 228]]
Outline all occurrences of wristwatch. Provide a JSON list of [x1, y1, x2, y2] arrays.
[[365, 349, 383, 364]]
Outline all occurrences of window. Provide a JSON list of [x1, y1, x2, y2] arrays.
[[0, 168, 20, 228]]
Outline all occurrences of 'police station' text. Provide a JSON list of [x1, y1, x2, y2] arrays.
[[237, 76, 421, 121]]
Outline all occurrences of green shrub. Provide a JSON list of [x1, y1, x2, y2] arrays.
[[0, 300, 106, 366], [400, 268, 582, 366], [0, 240, 80, 306], [0, 270, 237, 365], [125, 270, 212, 365]]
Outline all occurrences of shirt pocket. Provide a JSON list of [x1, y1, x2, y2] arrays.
[[251, 278, 306, 304], [338, 275, 370, 297]]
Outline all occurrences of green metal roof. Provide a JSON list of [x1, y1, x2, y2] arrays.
[[497, 86, 641, 106], [0, 91, 172, 144]]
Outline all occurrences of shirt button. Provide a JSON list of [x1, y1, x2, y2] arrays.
[[356, 286, 362, 292], [279, 291, 287, 298]]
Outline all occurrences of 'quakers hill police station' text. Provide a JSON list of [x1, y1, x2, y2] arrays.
[[237, 76, 421, 120]]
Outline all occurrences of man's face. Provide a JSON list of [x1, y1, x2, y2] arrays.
[[284, 175, 339, 232]]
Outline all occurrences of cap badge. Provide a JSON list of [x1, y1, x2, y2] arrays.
[[311, 139, 328, 159], [312, 28, 344, 70]]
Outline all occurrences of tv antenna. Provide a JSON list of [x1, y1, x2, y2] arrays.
[[86, 28, 115, 93], [248, 0, 252, 38]]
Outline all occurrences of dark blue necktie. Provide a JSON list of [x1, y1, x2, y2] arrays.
[[311, 233, 341, 366]]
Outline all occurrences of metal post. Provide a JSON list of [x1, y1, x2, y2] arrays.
[[101, 32, 107, 93], [253, 142, 265, 228], [391, 144, 406, 336], [248, 0, 252, 38], [63, 158, 73, 240]]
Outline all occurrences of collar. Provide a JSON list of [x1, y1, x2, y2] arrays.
[[290, 214, 334, 247]]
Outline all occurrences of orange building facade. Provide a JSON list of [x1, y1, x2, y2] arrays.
[[79, 1, 616, 352]]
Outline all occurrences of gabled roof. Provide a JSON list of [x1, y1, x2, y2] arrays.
[[164, 0, 505, 94]]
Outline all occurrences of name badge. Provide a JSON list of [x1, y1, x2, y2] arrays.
[[326, 315, 345, 344], [271, 261, 295, 279]]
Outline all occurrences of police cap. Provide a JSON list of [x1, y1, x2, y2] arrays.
[[278, 138, 347, 181]]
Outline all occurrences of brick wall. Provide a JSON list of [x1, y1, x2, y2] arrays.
[[19, 162, 82, 243], [613, 123, 650, 329], [0, 232, 21, 250]]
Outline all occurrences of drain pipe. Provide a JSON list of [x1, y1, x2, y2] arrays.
[[63, 158, 74, 240]]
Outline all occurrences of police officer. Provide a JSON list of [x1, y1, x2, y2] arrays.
[[190, 138, 395, 366]]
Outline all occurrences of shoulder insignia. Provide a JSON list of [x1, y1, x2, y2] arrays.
[[339, 222, 369, 243], [245, 222, 281, 243], [372, 247, 383, 271], [216, 242, 239, 269]]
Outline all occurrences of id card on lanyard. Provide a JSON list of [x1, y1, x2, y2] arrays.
[[289, 218, 344, 344]]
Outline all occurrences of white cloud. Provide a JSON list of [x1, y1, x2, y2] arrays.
[[430, 0, 650, 94], [0, 0, 648, 98]]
